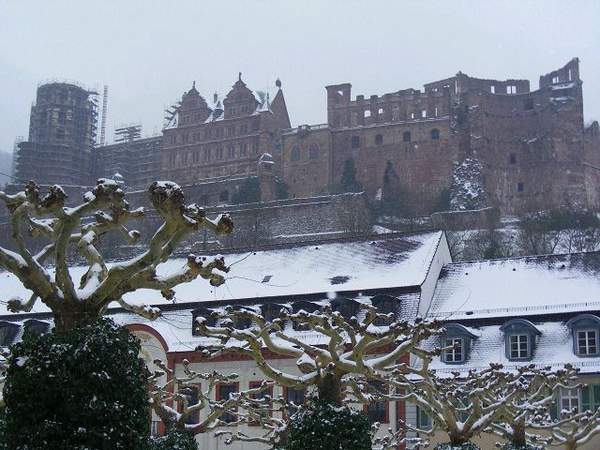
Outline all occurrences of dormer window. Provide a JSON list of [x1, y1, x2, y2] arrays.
[[509, 334, 530, 359], [567, 314, 600, 357], [577, 330, 598, 356], [501, 319, 540, 361], [444, 337, 464, 363], [440, 323, 477, 365]]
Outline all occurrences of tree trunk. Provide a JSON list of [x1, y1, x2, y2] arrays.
[[512, 419, 527, 447], [53, 305, 101, 332], [448, 430, 470, 446], [316, 373, 343, 405]]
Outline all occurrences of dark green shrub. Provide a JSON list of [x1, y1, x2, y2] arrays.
[[278, 400, 371, 450], [150, 428, 198, 450], [4, 318, 149, 450], [434, 443, 480, 450]]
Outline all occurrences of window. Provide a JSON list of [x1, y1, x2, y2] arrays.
[[217, 383, 239, 423], [517, 182, 525, 193], [216, 146, 223, 159], [560, 387, 580, 415], [430, 129, 440, 140], [285, 387, 305, 407], [552, 76, 560, 84], [443, 337, 464, 363], [510, 153, 517, 164], [309, 144, 319, 159], [509, 334, 530, 359], [375, 134, 383, 146], [184, 385, 200, 424], [240, 143, 248, 157], [577, 330, 598, 356], [378, 107, 384, 115], [581, 384, 600, 412], [421, 109, 427, 118], [227, 145, 235, 159], [410, 112, 415, 119], [365, 381, 388, 424], [490, 86, 496, 94], [568, 69, 573, 81], [507, 85, 517, 94], [403, 131, 411, 143], [291, 146, 301, 161], [249, 381, 273, 424], [351, 136, 360, 148], [364, 109, 371, 118], [416, 406, 432, 430], [434, 107, 439, 117], [227, 126, 235, 136]]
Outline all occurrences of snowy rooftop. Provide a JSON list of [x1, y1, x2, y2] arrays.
[[0, 231, 443, 316], [427, 321, 600, 375], [428, 251, 600, 320]]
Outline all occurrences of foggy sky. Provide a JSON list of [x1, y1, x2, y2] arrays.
[[1, 0, 599, 153]]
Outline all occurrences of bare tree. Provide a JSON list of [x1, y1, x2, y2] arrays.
[[0, 179, 233, 330], [530, 408, 600, 450], [196, 302, 441, 405], [149, 358, 274, 435], [486, 365, 578, 449]]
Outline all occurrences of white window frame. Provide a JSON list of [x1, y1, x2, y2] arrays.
[[560, 387, 580, 416], [509, 334, 530, 360], [577, 329, 598, 356], [444, 337, 464, 363]]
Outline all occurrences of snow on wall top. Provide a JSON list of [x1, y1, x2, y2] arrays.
[[428, 251, 600, 320], [0, 231, 442, 316]]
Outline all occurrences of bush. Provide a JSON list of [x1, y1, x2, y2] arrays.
[[434, 443, 480, 450], [500, 444, 544, 450], [150, 428, 198, 450], [4, 318, 149, 450], [278, 400, 372, 450]]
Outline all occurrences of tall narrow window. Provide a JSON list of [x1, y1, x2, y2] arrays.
[[490, 86, 496, 94], [364, 109, 371, 118], [517, 182, 525, 193], [509, 335, 530, 359], [291, 146, 301, 162], [510, 153, 517, 164], [309, 144, 319, 159], [577, 330, 598, 355], [184, 385, 200, 424], [430, 129, 440, 140], [403, 131, 411, 143], [351, 136, 360, 148], [366, 381, 388, 424], [217, 384, 238, 423], [560, 388, 580, 415], [375, 134, 383, 146], [443, 337, 464, 363]]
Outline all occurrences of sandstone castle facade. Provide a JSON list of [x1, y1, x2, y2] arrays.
[[12, 59, 600, 215]]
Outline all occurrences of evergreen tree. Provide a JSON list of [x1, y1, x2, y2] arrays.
[[340, 159, 362, 193], [232, 177, 262, 204], [4, 318, 149, 450]]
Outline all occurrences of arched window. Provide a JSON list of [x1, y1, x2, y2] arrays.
[[309, 144, 319, 160], [431, 129, 440, 140], [403, 131, 411, 143], [375, 134, 383, 146], [219, 190, 229, 202], [291, 146, 301, 161]]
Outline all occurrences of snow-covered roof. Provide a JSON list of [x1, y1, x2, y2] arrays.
[[427, 321, 600, 376], [428, 251, 600, 320], [0, 231, 443, 316]]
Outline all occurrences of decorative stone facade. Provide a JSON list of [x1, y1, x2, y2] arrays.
[[160, 75, 290, 185]]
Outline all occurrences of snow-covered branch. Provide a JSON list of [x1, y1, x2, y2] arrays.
[[0, 180, 234, 330]]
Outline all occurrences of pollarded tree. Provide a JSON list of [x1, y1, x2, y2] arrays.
[[386, 359, 524, 448], [0, 179, 233, 330], [528, 401, 600, 450], [487, 364, 578, 449], [149, 358, 274, 435], [196, 301, 441, 405]]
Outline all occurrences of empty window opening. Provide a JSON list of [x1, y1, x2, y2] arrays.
[[378, 108, 384, 115], [375, 134, 383, 146], [291, 146, 301, 161], [552, 76, 560, 84], [364, 109, 371, 118], [403, 131, 411, 143], [490, 85, 496, 94], [510, 153, 517, 164], [517, 182, 525, 192], [430, 129, 440, 140], [351, 136, 360, 148], [421, 109, 427, 118]]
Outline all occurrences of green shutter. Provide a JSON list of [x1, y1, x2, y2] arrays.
[[582, 386, 591, 412], [593, 385, 600, 410]]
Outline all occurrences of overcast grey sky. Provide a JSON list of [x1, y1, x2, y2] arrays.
[[1, 0, 599, 152]]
